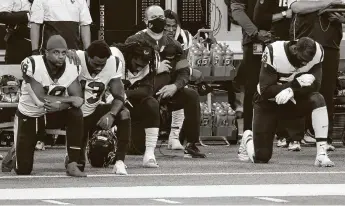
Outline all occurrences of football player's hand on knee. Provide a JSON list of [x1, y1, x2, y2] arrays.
[[44, 101, 61, 113], [70, 96, 84, 108], [275, 88, 294, 105], [66, 50, 81, 66], [157, 60, 172, 74], [156, 84, 178, 99], [296, 74, 315, 87], [97, 113, 115, 130]]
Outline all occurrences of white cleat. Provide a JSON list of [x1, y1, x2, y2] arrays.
[[302, 130, 316, 144], [277, 138, 287, 147], [143, 158, 159, 168], [35, 141, 45, 151], [288, 141, 301, 151], [112, 160, 128, 175], [315, 154, 335, 167], [238, 130, 252, 162], [167, 139, 184, 150], [143, 153, 159, 168]]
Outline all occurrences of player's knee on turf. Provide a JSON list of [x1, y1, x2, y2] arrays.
[[254, 148, 272, 163], [308, 92, 326, 109], [15, 161, 33, 175], [118, 108, 130, 121]]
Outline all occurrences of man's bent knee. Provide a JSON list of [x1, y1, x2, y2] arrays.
[[308, 92, 326, 109], [15, 164, 33, 175], [141, 97, 159, 116], [183, 88, 199, 100]]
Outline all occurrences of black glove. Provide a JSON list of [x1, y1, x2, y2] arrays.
[[197, 82, 213, 96]]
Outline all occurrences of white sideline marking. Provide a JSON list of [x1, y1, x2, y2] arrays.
[[0, 184, 345, 200], [41, 200, 71, 205], [1, 171, 345, 179], [256, 197, 289, 203], [153, 199, 181, 204]]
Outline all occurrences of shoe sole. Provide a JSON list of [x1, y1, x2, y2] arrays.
[[142, 164, 159, 168], [288, 148, 301, 152], [66, 172, 87, 177], [314, 162, 335, 167], [184, 154, 206, 158]]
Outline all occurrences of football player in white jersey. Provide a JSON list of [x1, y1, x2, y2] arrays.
[[111, 42, 161, 168], [2, 35, 87, 177], [76, 40, 130, 175], [238, 37, 334, 167]]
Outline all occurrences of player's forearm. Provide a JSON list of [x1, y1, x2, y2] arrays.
[[173, 67, 190, 89], [58, 103, 71, 111], [30, 23, 41, 51], [43, 95, 75, 104], [272, 12, 285, 23], [290, 1, 329, 14], [109, 99, 124, 117], [259, 64, 293, 99], [231, 2, 258, 37], [80, 25, 91, 49], [253, 0, 275, 30]]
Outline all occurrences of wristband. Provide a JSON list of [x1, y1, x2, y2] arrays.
[[281, 11, 287, 18], [32, 49, 40, 55], [112, 95, 125, 104]]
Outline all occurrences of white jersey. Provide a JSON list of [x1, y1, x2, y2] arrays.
[[77, 50, 123, 117], [263, 41, 324, 83], [18, 55, 80, 117]]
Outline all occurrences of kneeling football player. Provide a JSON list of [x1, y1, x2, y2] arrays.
[[76, 40, 130, 175], [111, 42, 161, 168], [238, 37, 334, 167], [4, 35, 86, 177]]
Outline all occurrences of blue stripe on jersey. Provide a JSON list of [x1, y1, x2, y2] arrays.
[[266, 44, 274, 65], [28, 56, 36, 75], [319, 45, 324, 62], [114, 56, 120, 72]]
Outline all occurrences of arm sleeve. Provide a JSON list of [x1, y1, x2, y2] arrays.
[[125, 74, 154, 100], [253, 0, 276, 31], [172, 39, 190, 89], [79, 0, 92, 26], [231, 0, 258, 37], [29, 0, 44, 24], [258, 63, 293, 99], [292, 63, 322, 96], [110, 56, 123, 79], [258, 47, 294, 99], [125, 34, 140, 44], [287, 0, 298, 8], [21, 57, 35, 79]]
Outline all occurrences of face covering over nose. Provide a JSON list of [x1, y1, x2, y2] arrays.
[[148, 18, 166, 34]]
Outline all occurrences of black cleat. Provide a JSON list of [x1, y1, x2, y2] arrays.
[[184, 143, 206, 158]]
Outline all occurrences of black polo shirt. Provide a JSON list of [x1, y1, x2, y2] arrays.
[[289, 0, 343, 49]]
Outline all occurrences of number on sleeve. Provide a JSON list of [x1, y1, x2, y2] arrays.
[[44, 86, 66, 96]]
